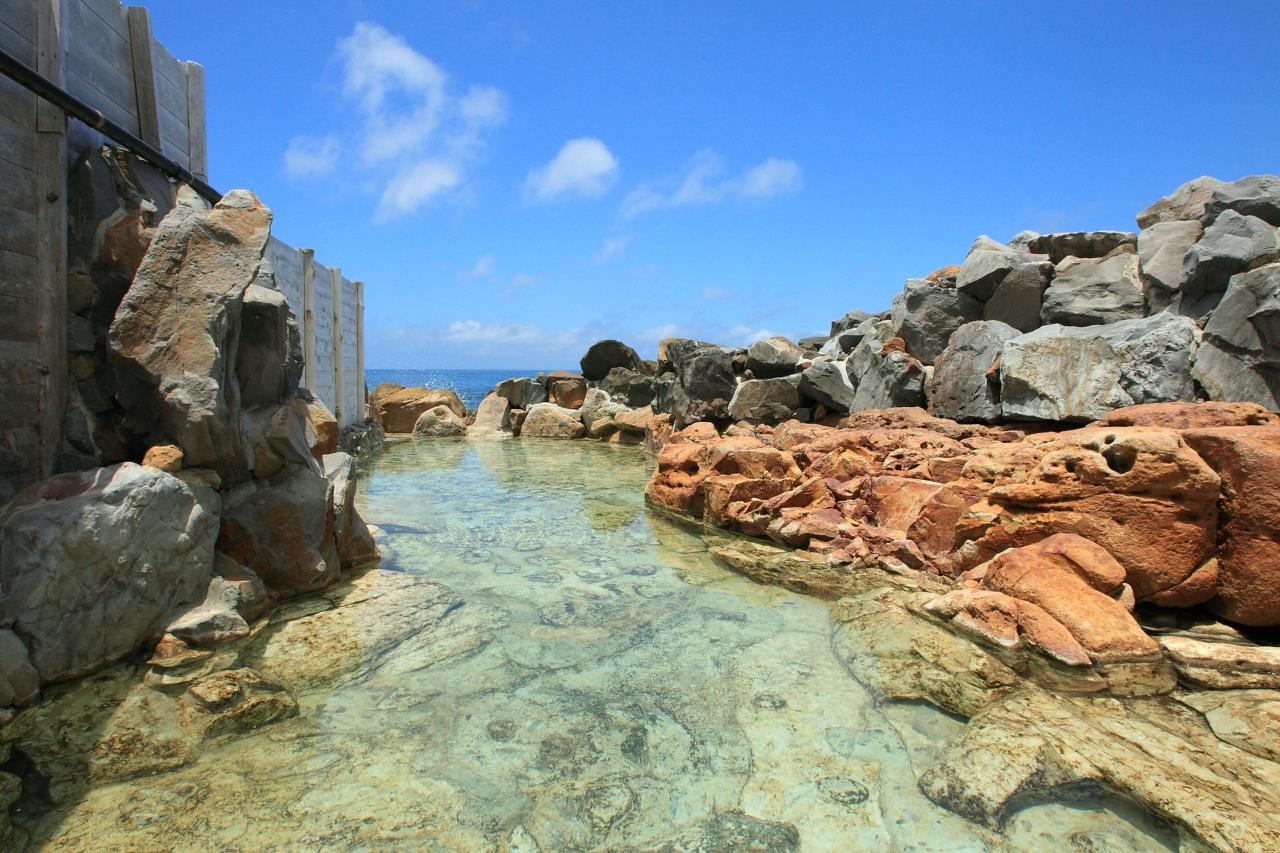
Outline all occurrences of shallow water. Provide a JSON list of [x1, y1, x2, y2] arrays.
[[17, 439, 1181, 851]]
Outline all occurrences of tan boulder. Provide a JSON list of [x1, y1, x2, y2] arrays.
[[304, 394, 339, 456], [974, 534, 1159, 663], [141, 444, 183, 472], [956, 427, 1220, 602], [521, 403, 585, 439], [372, 386, 466, 432], [412, 405, 467, 437], [470, 392, 513, 436], [613, 405, 653, 435], [1182, 426, 1280, 625], [547, 373, 587, 409]]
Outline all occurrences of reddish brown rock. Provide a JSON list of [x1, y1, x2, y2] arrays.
[[548, 373, 587, 409], [955, 427, 1220, 602], [703, 475, 796, 527], [1096, 401, 1278, 430], [643, 413, 674, 454], [924, 588, 1092, 666], [372, 385, 467, 432], [304, 395, 339, 456], [862, 476, 945, 533], [141, 444, 184, 473], [613, 406, 653, 435], [1182, 426, 1280, 625], [977, 534, 1160, 662], [644, 431, 763, 514], [838, 407, 1012, 442]]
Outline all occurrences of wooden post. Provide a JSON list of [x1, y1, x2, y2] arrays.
[[300, 248, 316, 392], [125, 6, 162, 149], [354, 281, 365, 418], [330, 267, 344, 424], [35, 0, 67, 479], [184, 61, 207, 180]]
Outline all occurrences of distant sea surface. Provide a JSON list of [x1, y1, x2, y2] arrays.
[[365, 368, 561, 410]]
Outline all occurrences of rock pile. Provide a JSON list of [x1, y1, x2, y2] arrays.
[[0, 185, 379, 718]]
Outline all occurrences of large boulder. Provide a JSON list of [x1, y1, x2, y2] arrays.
[[235, 282, 303, 407], [372, 386, 467, 432], [1025, 231, 1137, 263], [798, 360, 856, 413], [983, 258, 1053, 333], [847, 338, 925, 410], [1136, 175, 1225, 228], [1182, 426, 1280, 626], [1137, 220, 1204, 313], [493, 376, 547, 409], [323, 452, 378, 569], [745, 336, 806, 378], [1204, 174, 1280, 226], [0, 463, 217, 682], [412, 405, 467, 437], [926, 320, 1020, 423], [217, 464, 340, 596], [546, 371, 587, 409], [661, 344, 738, 425], [999, 313, 1200, 422], [521, 403, 586, 439], [579, 388, 627, 436], [1179, 210, 1279, 317], [300, 389, 339, 456], [1192, 262, 1280, 409], [728, 375, 803, 424], [470, 392, 513, 436], [890, 278, 982, 364], [1040, 251, 1144, 326], [955, 237, 1027, 302], [0, 629, 39, 708], [598, 367, 657, 407], [580, 339, 645, 381], [956, 427, 1220, 604], [830, 310, 874, 337], [109, 190, 271, 476]]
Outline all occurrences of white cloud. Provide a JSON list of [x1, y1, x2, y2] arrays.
[[622, 150, 803, 218], [727, 324, 785, 345], [738, 157, 804, 197], [302, 21, 508, 220], [638, 323, 681, 342], [593, 235, 630, 263], [283, 135, 340, 179], [460, 254, 496, 280], [376, 160, 461, 220], [442, 320, 584, 351], [525, 138, 619, 202]]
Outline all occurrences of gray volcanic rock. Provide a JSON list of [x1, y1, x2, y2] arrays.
[[0, 629, 39, 708], [599, 367, 657, 407], [820, 316, 879, 357], [1192, 263, 1280, 409], [494, 377, 547, 409], [926, 321, 1020, 423], [956, 237, 1025, 302], [324, 451, 377, 569], [580, 339, 646, 380], [1136, 175, 1225, 228], [1026, 230, 1137, 263], [728, 375, 803, 424], [579, 388, 628, 437], [1138, 220, 1204, 313], [236, 282, 303, 407], [1180, 210, 1279, 316], [669, 344, 737, 424], [890, 278, 982, 364], [746, 336, 806, 378], [1041, 252, 1144, 326], [1205, 174, 1280, 226], [847, 339, 925, 410], [798, 359, 856, 413], [0, 463, 217, 682], [983, 259, 1053, 332], [1000, 313, 1200, 421], [109, 190, 271, 478], [830, 310, 873, 336]]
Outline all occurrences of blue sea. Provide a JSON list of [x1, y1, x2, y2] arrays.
[[365, 368, 563, 410]]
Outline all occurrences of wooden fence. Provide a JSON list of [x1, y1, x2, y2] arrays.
[[0, 0, 367, 498]]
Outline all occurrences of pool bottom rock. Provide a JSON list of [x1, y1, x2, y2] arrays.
[[0, 440, 1232, 850]]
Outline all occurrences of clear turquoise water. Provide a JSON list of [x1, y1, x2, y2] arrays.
[[17, 439, 1178, 851]]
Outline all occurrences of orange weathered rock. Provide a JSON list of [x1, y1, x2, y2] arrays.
[[304, 396, 339, 456], [923, 588, 1092, 666], [1096, 401, 1278, 430], [1182, 426, 1280, 626], [371, 385, 467, 433], [142, 444, 184, 472]]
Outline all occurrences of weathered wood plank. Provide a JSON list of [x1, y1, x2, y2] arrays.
[[300, 249, 317, 391], [0, 0, 37, 41], [151, 38, 184, 90], [68, 0, 132, 79], [0, 155, 39, 215], [0, 111, 37, 172], [0, 293, 38, 342], [0, 16, 36, 64], [156, 102, 188, 159], [0, 74, 37, 132], [66, 37, 139, 126], [185, 61, 206, 180], [155, 69, 186, 125], [331, 268, 344, 422], [80, 0, 129, 42], [65, 67, 138, 133], [124, 5, 160, 147]]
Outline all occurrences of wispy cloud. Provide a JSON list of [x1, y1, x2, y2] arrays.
[[441, 320, 585, 351], [593, 235, 630, 264], [502, 272, 543, 298], [283, 135, 340, 178], [459, 254, 496, 281], [288, 21, 508, 220], [638, 323, 681, 342], [727, 324, 786, 345], [621, 149, 803, 219], [525, 137, 619, 202]]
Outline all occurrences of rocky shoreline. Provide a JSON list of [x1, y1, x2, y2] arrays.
[[2, 172, 1279, 849]]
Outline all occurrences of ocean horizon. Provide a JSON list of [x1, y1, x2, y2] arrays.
[[365, 367, 569, 410]]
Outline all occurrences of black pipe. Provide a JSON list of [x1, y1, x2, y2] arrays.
[[0, 45, 222, 204]]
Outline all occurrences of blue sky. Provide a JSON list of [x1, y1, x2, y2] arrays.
[[150, 1, 1280, 369]]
